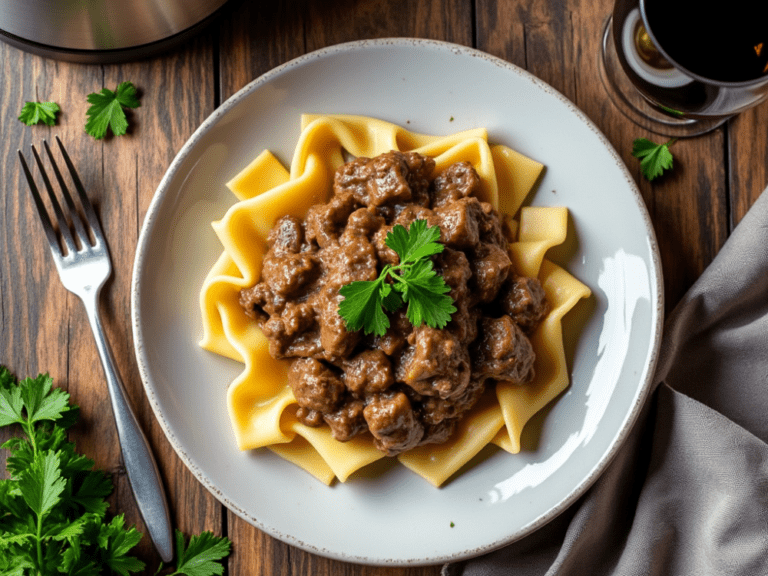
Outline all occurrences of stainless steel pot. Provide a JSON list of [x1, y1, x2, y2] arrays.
[[0, 0, 231, 62]]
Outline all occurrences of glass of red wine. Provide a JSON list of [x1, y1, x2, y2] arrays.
[[599, 0, 768, 136]]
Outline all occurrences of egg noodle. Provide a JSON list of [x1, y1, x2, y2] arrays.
[[199, 115, 591, 486]]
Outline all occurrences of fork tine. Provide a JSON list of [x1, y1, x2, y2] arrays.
[[43, 140, 92, 248], [18, 150, 62, 256], [55, 136, 105, 244], [30, 144, 78, 255]]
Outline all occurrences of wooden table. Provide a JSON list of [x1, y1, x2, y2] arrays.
[[2, 0, 766, 574]]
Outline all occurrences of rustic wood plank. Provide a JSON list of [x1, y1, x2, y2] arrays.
[[0, 47, 75, 471], [729, 100, 768, 228], [0, 32, 224, 571]]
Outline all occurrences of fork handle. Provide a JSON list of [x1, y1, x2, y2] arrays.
[[81, 294, 174, 563]]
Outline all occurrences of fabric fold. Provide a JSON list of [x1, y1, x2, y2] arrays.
[[446, 187, 768, 576]]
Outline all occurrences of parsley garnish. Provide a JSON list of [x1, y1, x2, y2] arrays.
[[338, 220, 456, 336], [85, 81, 141, 139], [162, 530, 232, 576], [18, 101, 61, 126], [0, 366, 231, 575], [632, 137, 677, 181]]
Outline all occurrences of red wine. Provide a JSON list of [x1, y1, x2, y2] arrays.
[[643, 1, 768, 83]]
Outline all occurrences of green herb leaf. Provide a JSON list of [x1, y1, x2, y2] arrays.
[[338, 277, 390, 336], [385, 219, 444, 264], [170, 530, 232, 576], [20, 373, 70, 425], [18, 450, 66, 518], [0, 367, 233, 575], [396, 259, 456, 329], [0, 384, 24, 427], [18, 101, 60, 126], [84, 81, 141, 139], [0, 365, 16, 389], [99, 515, 146, 576], [381, 283, 404, 312], [632, 137, 676, 181], [338, 220, 455, 334], [71, 470, 113, 515]]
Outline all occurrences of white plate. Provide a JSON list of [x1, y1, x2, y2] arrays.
[[132, 39, 663, 565]]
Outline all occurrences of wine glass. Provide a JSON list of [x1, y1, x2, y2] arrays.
[[599, 0, 768, 137]]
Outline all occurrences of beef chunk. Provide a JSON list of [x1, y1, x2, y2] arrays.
[[321, 234, 379, 289], [471, 242, 512, 302], [288, 358, 345, 413], [261, 252, 318, 297], [431, 161, 481, 208], [343, 350, 394, 398], [371, 309, 412, 356], [366, 151, 413, 207], [419, 419, 456, 446], [324, 399, 367, 442], [472, 316, 535, 384], [239, 282, 284, 321], [316, 288, 360, 360], [363, 391, 424, 455], [261, 302, 321, 359], [334, 156, 374, 205], [499, 275, 550, 334], [305, 190, 359, 248], [342, 208, 385, 240], [296, 407, 323, 427], [434, 197, 483, 249], [433, 247, 472, 303], [402, 151, 435, 206], [268, 215, 304, 256], [393, 204, 440, 229], [398, 326, 472, 400]]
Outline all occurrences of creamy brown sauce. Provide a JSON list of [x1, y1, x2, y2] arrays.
[[240, 151, 549, 456]]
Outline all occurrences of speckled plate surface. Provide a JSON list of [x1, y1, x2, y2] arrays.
[[131, 39, 663, 566]]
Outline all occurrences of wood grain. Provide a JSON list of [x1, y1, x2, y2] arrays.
[[0, 34, 223, 571], [1, 0, 765, 574], [729, 100, 768, 227]]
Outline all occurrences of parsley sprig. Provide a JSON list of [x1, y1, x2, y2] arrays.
[[338, 220, 456, 336], [632, 137, 677, 181], [18, 101, 61, 127], [0, 366, 231, 575], [85, 81, 141, 139]]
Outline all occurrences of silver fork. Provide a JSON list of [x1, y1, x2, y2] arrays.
[[18, 138, 173, 563]]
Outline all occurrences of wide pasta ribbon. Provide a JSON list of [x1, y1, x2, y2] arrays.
[[199, 115, 590, 486]]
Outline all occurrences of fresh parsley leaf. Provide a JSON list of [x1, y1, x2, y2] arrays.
[[169, 530, 232, 576], [18, 450, 66, 518], [632, 137, 676, 181], [384, 219, 444, 264], [381, 283, 404, 312], [0, 365, 15, 389], [85, 81, 141, 139], [337, 220, 455, 335], [396, 259, 456, 329], [338, 276, 390, 336], [20, 373, 70, 425], [0, 383, 24, 426], [18, 101, 60, 126], [0, 367, 233, 575], [70, 470, 113, 515], [99, 515, 146, 576]]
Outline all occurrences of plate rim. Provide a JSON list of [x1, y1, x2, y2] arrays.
[[131, 37, 664, 566]]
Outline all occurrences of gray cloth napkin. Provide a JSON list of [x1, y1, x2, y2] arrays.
[[444, 187, 768, 576]]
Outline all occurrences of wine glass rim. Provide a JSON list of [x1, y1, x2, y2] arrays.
[[638, 0, 768, 88]]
